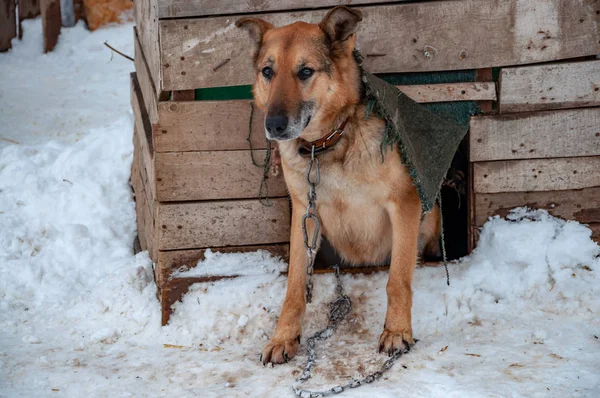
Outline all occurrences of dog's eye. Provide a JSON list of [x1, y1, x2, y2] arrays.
[[298, 68, 314, 81], [261, 67, 274, 79]]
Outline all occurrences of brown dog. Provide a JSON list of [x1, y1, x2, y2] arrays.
[[237, 6, 440, 365]]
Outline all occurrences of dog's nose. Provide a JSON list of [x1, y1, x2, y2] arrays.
[[265, 114, 289, 136]]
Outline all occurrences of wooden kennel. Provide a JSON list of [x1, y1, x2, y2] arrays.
[[131, 0, 600, 324]]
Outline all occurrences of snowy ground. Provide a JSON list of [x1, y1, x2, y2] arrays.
[[1, 20, 599, 398]]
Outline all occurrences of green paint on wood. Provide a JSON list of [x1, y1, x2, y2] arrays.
[[191, 71, 483, 126], [194, 85, 253, 101]]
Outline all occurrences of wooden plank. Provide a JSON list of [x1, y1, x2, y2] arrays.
[[156, 244, 290, 288], [131, 148, 157, 261], [171, 90, 194, 101], [0, 0, 17, 51], [41, 0, 61, 53], [134, 121, 156, 218], [19, 0, 41, 19], [473, 187, 600, 226], [473, 156, 600, 194], [158, 0, 600, 91], [154, 100, 269, 152], [134, 0, 161, 98], [18, 0, 41, 39], [134, 27, 159, 125], [158, 0, 409, 19], [130, 73, 157, 203], [470, 108, 600, 162], [467, 160, 476, 253], [151, 81, 488, 153], [590, 223, 600, 243], [156, 198, 291, 250], [499, 60, 600, 113], [397, 82, 496, 103], [154, 150, 288, 202]]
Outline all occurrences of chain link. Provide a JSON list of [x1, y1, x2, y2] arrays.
[[302, 145, 321, 304], [293, 266, 406, 398], [295, 146, 407, 397]]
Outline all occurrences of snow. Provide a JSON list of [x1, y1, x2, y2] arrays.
[[1, 19, 599, 398]]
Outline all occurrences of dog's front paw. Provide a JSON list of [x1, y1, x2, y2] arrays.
[[378, 328, 415, 357], [260, 336, 300, 365]]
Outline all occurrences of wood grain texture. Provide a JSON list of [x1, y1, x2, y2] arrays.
[[154, 150, 288, 201], [158, 0, 600, 90], [152, 82, 490, 153], [155, 244, 290, 287], [19, 0, 41, 19], [157, 0, 408, 19], [0, 0, 16, 51], [590, 223, 600, 243], [134, 0, 161, 97], [473, 156, 600, 194], [156, 198, 291, 250], [130, 73, 157, 203], [473, 187, 600, 226], [499, 60, 600, 113], [470, 108, 600, 162], [154, 100, 268, 152], [41, 0, 61, 52], [18, 0, 41, 40], [131, 149, 157, 261], [398, 82, 496, 103], [171, 90, 195, 101], [134, 27, 158, 125]]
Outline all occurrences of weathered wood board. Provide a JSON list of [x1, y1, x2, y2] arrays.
[[131, 148, 157, 260], [158, 0, 600, 90], [156, 198, 290, 250], [157, 0, 409, 19], [131, 73, 286, 202], [398, 82, 496, 103], [154, 150, 288, 201], [134, 0, 161, 97], [473, 156, 600, 194], [155, 244, 289, 288], [41, 0, 62, 53], [18, 0, 41, 39], [155, 100, 269, 152], [131, 73, 157, 203], [152, 82, 494, 153], [0, 0, 17, 51], [473, 187, 600, 226], [134, 28, 159, 125], [470, 108, 600, 162], [499, 60, 600, 113]]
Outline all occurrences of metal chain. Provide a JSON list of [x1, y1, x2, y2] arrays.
[[246, 101, 273, 206], [302, 145, 321, 304], [437, 193, 450, 286], [293, 266, 406, 398], [295, 151, 406, 396]]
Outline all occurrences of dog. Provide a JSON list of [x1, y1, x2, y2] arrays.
[[237, 6, 441, 365]]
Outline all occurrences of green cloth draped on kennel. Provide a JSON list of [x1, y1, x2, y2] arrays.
[[356, 51, 469, 213]]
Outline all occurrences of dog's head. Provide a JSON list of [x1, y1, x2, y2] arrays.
[[236, 6, 363, 141]]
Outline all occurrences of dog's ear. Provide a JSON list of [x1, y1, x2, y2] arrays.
[[235, 17, 274, 58], [319, 6, 362, 53]]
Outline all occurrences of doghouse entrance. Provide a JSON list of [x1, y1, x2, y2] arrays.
[[189, 70, 481, 268], [314, 137, 470, 268]]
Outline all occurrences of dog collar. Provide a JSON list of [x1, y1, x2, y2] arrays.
[[297, 117, 349, 157]]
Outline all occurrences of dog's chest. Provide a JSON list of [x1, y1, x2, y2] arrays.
[[294, 159, 397, 264]]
